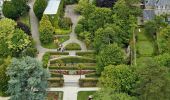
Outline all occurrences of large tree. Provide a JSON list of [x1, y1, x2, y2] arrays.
[[33, 0, 47, 20], [99, 65, 138, 94], [39, 15, 54, 44], [97, 44, 126, 73], [135, 61, 170, 100], [6, 57, 49, 100]]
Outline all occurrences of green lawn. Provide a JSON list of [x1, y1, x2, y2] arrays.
[[137, 41, 154, 56], [77, 91, 96, 100], [19, 13, 30, 27], [137, 57, 153, 68]]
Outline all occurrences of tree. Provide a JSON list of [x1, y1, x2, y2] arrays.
[[93, 88, 137, 100], [157, 25, 170, 53], [154, 53, 170, 68], [2, 1, 18, 19], [0, 57, 11, 96], [33, 0, 47, 20], [6, 57, 49, 100], [39, 15, 54, 44], [99, 65, 138, 94], [97, 44, 126, 73], [135, 61, 170, 100]]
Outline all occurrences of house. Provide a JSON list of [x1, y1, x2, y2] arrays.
[[44, 0, 61, 16], [143, 0, 170, 21]]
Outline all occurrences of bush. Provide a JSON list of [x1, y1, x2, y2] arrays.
[[75, 24, 84, 34], [50, 56, 96, 64], [42, 52, 50, 68], [85, 73, 99, 78], [39, 15, 54, 44], [55, 29, 71, 35], [65, 43, 81, 50], [58, 17, 72, 30], [17, 22, 31, 36], [49, 66, 96, 70], [51, 72, 63, 78], [33, 0, 47, 20], [76, 51, 95, 58], [79, 78, 98, 87], [48, 78, 64, 87], [48, 52, 69, 55], [21, 47, 38, 57], [2, 1, 18, 19]]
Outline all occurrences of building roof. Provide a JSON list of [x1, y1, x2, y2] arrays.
[[44, 0, 61, 15], [143, 9, 155, 21], [156, 0, 170, 6], [145, 0, 158, 7]]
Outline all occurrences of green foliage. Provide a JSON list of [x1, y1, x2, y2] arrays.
[[58, 17, 72, 30], [33, 0, 47, 20], [157, 25, 170, 53], [0, 57, 11, 96], [50, 56, 96, 64], [99, 65, 138, 94], [2, 1, 18, 19], [39, 15, 54, 44], [0, 18, 31, 57], [79, 78, 98, 87], [75, 24, 84, 34], [154, 53, 170, 68], [6, 57, 49, 100], [135, 61, 170, 100], [93, 88, 137, 100], [49, 66, 96, 70], [21, 47, 38, 57], [97, 44, 126, 73], [55, 28, 71, 35], [77, 91, 96, 100], [48, 78, 64, 87], [42, 52, 50, 68], [65, 43, 81, 50]]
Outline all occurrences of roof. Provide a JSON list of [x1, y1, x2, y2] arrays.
[[156, 0, 170, 6], [44, 0, 61, 15], [145, 0, 158, 7], [143, 9, 155, 21]]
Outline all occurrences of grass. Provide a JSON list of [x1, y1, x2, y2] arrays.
[[47, 91, 63, 100], [42, 42, 59, 49], [77, 91, 96, 100], [55, 28, 71, 35], [137, 41, 154, 56], [57, 36, 69, 43], [19, 13, 30, 27], [65, 43, 81, 50], [137, 57, 154, 68]]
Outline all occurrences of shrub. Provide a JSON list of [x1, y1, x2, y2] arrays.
[[21, 47, 38, 57], [17, 22, 31, 36], [48, 78, 64, 87], [65, 43, 81, 50], [2, 1, 18, 19], [58, 17, 72, 30], [85, 73, 99, 78], [39, 15, 54, 44], [42, 52, 50, 68], [76, 52, 95, 58], [50, 72, 63, 78], [49, 66, 96, 70], [79, 78, 98, 87], [64, 0, 78, 4], [55, 29, 71, 35], [48, 51, 69, 55], [75, 24, 84, 34], [50, 56, 96, 64], [33, 0, 47, 20]]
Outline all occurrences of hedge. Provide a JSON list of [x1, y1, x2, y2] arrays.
[[50, 56, 96, 64], [55, 29, 71, 35], [48, 78, 64, 87], [85, 73, 99, 78], [65, 43, 81, 50], [79, 78, 98, 87], [76, 51, 96, 58], [42, 52, 50, 68], [48, 51, 69, 55], [50, 72, 63, 77], [49, 66, 96, 70]]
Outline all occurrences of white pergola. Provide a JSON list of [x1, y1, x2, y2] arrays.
[[44, 0, 61, 15]]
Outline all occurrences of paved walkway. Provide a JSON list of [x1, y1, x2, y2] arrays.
[[48, 75, 99, 100]]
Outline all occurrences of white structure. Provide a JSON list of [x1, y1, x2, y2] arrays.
[[143, 0, 170, 21], [44, 0, 61, 15]]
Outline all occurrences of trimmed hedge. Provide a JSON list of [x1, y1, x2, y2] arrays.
[[48, 51, 69, 55], [50, 56, 96, 64], [49, 66, 96, 70], [51, 72, 63, 77], [42, 52, 50, 68], [55, 29, 71, 35], [48, 78, 64, 87], [76, 51, 95, 58], [79, 78, 98, 87], [85, 73, 99, 78], [65, 43, 81, 50]]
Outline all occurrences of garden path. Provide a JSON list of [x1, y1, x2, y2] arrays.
[[61, 5, 87, 51], [29, 1, 87, 60]]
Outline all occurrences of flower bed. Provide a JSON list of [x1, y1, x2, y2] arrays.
[[79, 78, 98, 87]]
